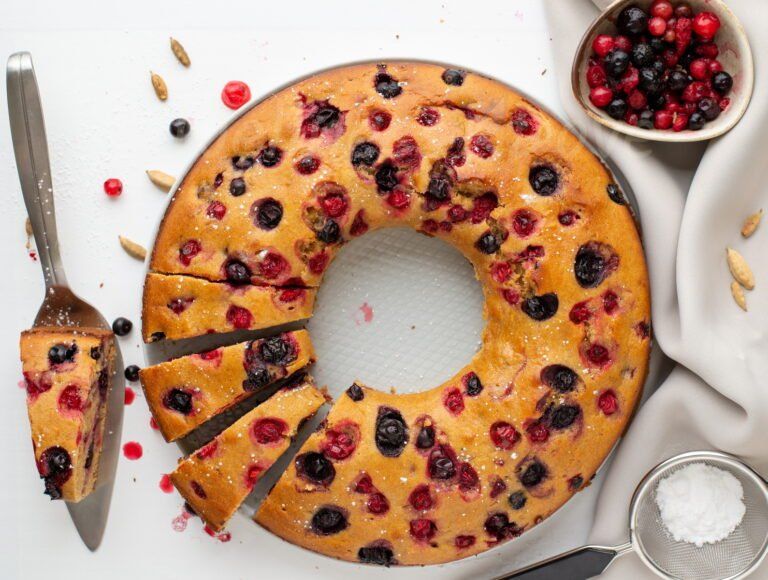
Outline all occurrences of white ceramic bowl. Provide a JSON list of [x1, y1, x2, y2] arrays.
[[571, 0, 754, 142]]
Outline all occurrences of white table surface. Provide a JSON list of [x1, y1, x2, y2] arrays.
[[1, 1, 618, 578]]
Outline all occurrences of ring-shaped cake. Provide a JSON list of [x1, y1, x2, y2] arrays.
[[142, 61, 650, 566]]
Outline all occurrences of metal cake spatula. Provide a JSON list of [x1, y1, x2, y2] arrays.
[[7, 51, 125, 551]]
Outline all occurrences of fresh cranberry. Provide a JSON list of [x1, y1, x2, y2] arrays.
[[675, 4, 693, 17], [221, 81, 251, 109], [651, 0, 673, 19], [625, 111, 639, 126], [589, 86, 613, 108], [673, 112, 690, 132], [511, 108, 538, 135], [410, 519, 437, 542], [569, 300, 592, 324], [58, 385, 83, 413], [252, 418, 288, 444], [592, 34, 615, 57], [179, 240, 201, 266], [586, 65, 607, 88], [490, 421, 520, 450], [367, 492, 390, 515], [693, 11, 720, 39], [526, 421, 550, 443], [368, 109, 392, 131], [455, 535, 476, 549], [675, 17, 693, 55], [618, 66, 639, 93], [322, 426, 358, 460], [469, 134, 494, 158], [103, 178, 123, 197], [417, 107, 440, 127], [695, 42, 719, 58], [708, 60, 723, 74], [443, 388, 464, 416], [206, 201, 226, 220], [614, 35, 632, 52], [226, 305, 252, 329], [654, 110, 673, 130], [689, 58, 711, 80], [409, 484, 434, 511], [598, 390, 619, 415], [628, 89, 647, 110], [648, 16, 667, 36]]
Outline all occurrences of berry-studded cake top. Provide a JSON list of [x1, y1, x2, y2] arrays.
[[144, 61, 650, 565]]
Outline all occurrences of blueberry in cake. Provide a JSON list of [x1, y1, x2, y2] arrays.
[[140, 330, 314, 442], [170, 374, 325, 531], [19, 327, 115, 501], [143, 62, 650, 565]]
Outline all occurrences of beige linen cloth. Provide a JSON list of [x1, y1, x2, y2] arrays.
[[544, 0, 768, 577]]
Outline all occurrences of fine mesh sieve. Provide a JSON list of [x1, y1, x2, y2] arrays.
[[497, 451, 768, 580]]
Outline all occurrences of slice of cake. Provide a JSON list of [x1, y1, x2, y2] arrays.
[[19, 326, 115, 502], [140, 330, 314, 442], [142, 273, 317, 343], [171, 374, 326, 531]]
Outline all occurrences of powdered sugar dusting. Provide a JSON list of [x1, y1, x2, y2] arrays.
[[655, 463, 745, 547]]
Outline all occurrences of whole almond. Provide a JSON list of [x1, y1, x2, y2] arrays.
[[741, 209, 763, 238], [731, 281, 747, 311], [150, 71, 168, 101], [726, 247, 755, 290], [170, 38, 191, 67], [146, 170, 175, 192], [119, 236, 147, 261]]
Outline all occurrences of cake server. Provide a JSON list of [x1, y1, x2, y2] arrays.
[[7, 51, 125, 551], [494, 451, 768, 580]]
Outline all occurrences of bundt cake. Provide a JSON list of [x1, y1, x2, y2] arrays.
[[19, 327, 115, 501], [171, 375, 325, 531], [140, 330, 314, 442], [143, 61, 650, 565]]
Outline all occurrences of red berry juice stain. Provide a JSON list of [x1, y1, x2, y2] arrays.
[[159, 474, 174, 494], [150, 417, 159, 430], [122, 441, 143, 460], [28, 250, 38, 261], [124, 387, 135, 405], [354, 302, 374, 325]]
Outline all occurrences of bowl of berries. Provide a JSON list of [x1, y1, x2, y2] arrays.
[[571, 0, 754, 142]]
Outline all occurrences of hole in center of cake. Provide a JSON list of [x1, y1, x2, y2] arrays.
[[308, 228, 484, 396]]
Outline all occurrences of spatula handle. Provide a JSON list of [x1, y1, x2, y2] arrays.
[[493, 545, 620, 580], [7, 52, 67, 290]]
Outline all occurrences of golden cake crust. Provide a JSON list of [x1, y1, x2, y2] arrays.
[[145, 61, 650, 565], [140, 330, 315, 442], [20, 326, 115, 502], [171, 377, 325, 531]]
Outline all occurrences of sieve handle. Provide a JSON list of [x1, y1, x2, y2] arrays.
[[493, 545, 619, 580]]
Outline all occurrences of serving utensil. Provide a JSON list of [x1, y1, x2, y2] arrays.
[[7, 51, 125, 551], [495, 451, 768, 580], [571, 0, 754, 142]]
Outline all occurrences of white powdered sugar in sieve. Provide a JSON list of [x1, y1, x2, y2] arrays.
[[655, 462, 746, 547]]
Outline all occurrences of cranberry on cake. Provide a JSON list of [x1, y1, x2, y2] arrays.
[[140, 331, 314, 442], [144, 62, 650, 565], [171, 374, 325, 531], [20, 327, 115, 501], [142, 273, 316, 343]]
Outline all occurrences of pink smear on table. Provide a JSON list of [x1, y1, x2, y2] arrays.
[[123, 441, 143, 460], [204, 524, 232, 542], [172, 507, 193, 532], [354, 302, 374, 325], [124, 387, 135, 405]]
